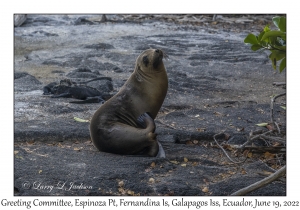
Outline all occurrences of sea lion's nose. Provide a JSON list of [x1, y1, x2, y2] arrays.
[[155, 49, 159, 53]]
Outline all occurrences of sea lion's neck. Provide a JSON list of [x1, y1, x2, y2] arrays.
[[135, 65, 166, 83]]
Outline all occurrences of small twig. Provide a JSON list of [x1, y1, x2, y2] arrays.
[[214, 132, 248, 164], [275, 154, 283, 168], [270, 93, 286, 124], [273, 82, 286, 86], [259, 159, 276, 172], [274, 122, 281, 134], [231, 165, 286, 196], [156, 120, 176, 130], [257, 172, 286, 183], [260, 134, 286, 143], [237, 130, 273, 150], [237, 146, 286, 153], [261, 138, 271, 147], [261, 45, 285, 52], [252, 130, 264, 135]]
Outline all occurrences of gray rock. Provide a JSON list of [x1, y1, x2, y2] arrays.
[[14, 72, 42, 91]]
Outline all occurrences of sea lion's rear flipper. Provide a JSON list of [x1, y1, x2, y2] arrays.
[[70, 96, 105, 104], [137, 112, 156, 132], [136, 112, 164, 157], [51, 93, 71, 98], [137, 114, 147, 129], [43, 87, 52, 95], [156, 141, 166, 158]]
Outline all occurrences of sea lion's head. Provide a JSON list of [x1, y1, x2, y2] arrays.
[[135, 49, 167, 73]]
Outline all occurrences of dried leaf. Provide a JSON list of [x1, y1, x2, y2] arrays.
[[170, 160, 179, 164], [15, 155, 24, 159], [38, 170, 42, 174], [202, 187, 209, 193], [192, 140, 199, 144], [26, 140, 35, 145], [280, 106, 286, 110], [197, 128, 206, 132], [181, 164, 187, 167], [118, 181, 124, 187], [247, 152, 253, 158], [149, 178, 155, 183], [224, 133, 231, 140], [223, 144, 233, 151], [192, 162, 198, 166], [273, 142, 281, 146], [237, 127, 244, 132], [74, 117, 89, 123], [243, 150, 249, 157], [271, 165, 277, 169], [262, 170, 273, 176], [264, 151, 275, 159], [118, 187, 125, 193], [256, 123, 268, 127], [150, 162, 156, 168], [241, 168, 247, 175], [266, 125, 274, 131], [184, 157, 188, 162], [214, 111, 223, 117], [73, 147, 81, 151], [185, 140, 193, 145], [14, 151, 19, 155], [203, 179, 209, 184], [127, 190, 134, 195]]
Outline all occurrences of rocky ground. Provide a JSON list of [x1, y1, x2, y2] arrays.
[[14, 14, 286, 196]]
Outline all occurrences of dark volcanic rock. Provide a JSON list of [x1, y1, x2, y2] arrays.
[[66, 68, 100, 78], [87, 79, 114, 93], [14, 72, 42, 91], [85, 43, 115, 50]]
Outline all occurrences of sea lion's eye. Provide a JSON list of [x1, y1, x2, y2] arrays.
[[143, 56, 149, 66]]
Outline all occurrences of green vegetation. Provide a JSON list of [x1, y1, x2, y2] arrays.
[[244, 16, 286, 72]]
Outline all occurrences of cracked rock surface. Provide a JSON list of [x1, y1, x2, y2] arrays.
[[14, 14, 286, 196]]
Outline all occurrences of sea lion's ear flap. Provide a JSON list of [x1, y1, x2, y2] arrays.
[[143, 56, 149, 67]]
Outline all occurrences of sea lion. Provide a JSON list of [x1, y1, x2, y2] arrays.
[[90, 49, 168, 157], [43, 78, 113, 103]]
